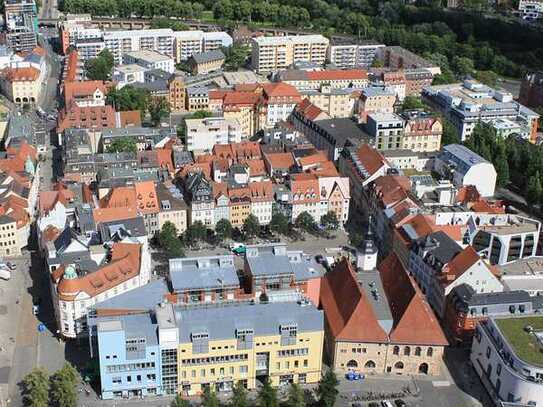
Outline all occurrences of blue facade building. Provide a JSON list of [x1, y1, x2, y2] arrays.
[[96, 313, 163, 400]]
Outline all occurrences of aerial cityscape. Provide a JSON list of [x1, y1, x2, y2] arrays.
[[0, 0, 542, 406]]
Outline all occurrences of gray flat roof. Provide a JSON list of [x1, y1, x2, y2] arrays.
[[95, 279, 169, 311], [169, 256, 239, 292], [175, 301, 323, 343], [97, 312, 158, 345], [356, 269, 393, 334]]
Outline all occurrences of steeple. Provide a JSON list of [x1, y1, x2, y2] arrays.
[[357, 216, 378, 271]]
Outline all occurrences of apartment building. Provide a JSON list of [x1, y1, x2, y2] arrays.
[[4, 0, 38, 51], [471, 316, 543, 406], [123, 50, 175, 73], [251, 35, 329, 74], [327, 41, 385, 69], [184, 117, 244, 154], [186, 87, 209, 112], [365, 112, 404, 151], [174, 31, 204, 62], [203, 31, 233, 52], [188, 50, 225, 75], [401, 110, 442, 152], [377, 46, 441, 76], [301, 86, 357, 118], [422, 80, 539, 142], [103, 29, 175, 65], [258, 83, 302, 130], [358, 86, 397, 123], [278, 69, 368, 91], [519, 0, 543, 19], [75, 37, 106, 61]]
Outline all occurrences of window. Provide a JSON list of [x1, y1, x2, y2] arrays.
[[427, 347, 433, 357], [497, 364, 502, 376], [404, 347, 411, 356], [393, 346, 400, 355], [486, 347, 491, 358], [127, 376, 132, 383], [415, 347, 421, 356]]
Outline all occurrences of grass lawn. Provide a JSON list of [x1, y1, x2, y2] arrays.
[[495, 316, 543, 367]]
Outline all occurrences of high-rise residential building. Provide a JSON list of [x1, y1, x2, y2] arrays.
[[173, 31, 232, 63], [202, 31, 233, 52], [184, 117, 244, 154], [4, 0, 38, 51], [103, 29, 175, 65], [251, 35, 329, 74], [327, 41, 384, 69]]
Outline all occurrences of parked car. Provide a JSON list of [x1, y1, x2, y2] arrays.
[[315, 254, 324, 264], [0, 268, 10, 280], [368, 403, 380, 407], [382, 400, 394, 407], [32, 304, 40, 315], [6, 262, 16, 270], [394, 400, 407, 407]]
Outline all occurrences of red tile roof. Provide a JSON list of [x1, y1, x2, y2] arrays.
[[262, 82, 301, 99], [353, 144, 388, 179], [442, 246, 482, 284], [63, 80, 108, 105], [320, 259, 389, 342], [134, 181, 159, 215], [2, 67, 40, 81], [379, 253, 448, 346], [64, 50, 79, 82], [265, 152, 295, 170], [93, 206, 138, 224]]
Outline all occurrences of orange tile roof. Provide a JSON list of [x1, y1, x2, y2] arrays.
[[353, 144, 387, 179], [134, 181, 159, 214], [295, 99, 327, 121], [373, 175, 411, 207], [249, 181, 273, 202], [0, 141, 38, 173], [442, 246, 481, 284], [93, 206, 138, 224], [63, 80, 108, 105], [306, 160, 339, 177], [42, 225, 61, 242], [64, 50, 79, 82], [177, 162, 212, 179], [55, 243, 141, 301], [470, 199, 505, 214], [118, 110, 142, 127], [100, 186, 137, 209], [290, 173, 319, 203], [306, 69, 368, 81], [265, 152, 295, 170], [379, 253, 448, 346], [241, 159, 267, 176], [156, 148, 174, 173], [320, 259, 389, 343], [2, 67, 40, 81], [262, 82, 301, 98], [223, 91, 260, 106]]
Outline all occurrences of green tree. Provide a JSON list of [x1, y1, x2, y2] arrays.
[[243, 214, 260, 238], [22, 368, 49, 407], [474, 70, 499, 88], [229, 381, 249, 407], [190, 110, 214, 119], [270, 212, 289, 235], [50, 363, 79, 407], [321, 211, 339, 230], [202, 386, 220, 407], [349, 231, 364, 248], [441, 119, 461, 146], [215, 218, 234, 240], [452, 56, 475, 78], [158, 221, 185, 258], [106, 85, 150, 113], [223, 44, 250, 70], [105, 138, 138, 154], [494, 146, 510, 188], [401, 96, 425, 111], [184, 221, 207, 245], [295, 211, 316, 233], [285, 383, 305, 407], [150, 17, 189, 30], [257, 378, 278, 407], [526, 171, 542, 207], [148, 96, 170, 126], [171, 394, 191, 407], [316, 370, 339, 407], [85, 49, 114, 81]]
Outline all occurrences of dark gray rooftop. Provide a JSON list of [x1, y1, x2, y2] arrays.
[[98, 216, 147, 241], [245, 244, 324, 281], [174, 301, 323, 343], [416, 231, 463, 265], [191, 49, 225, 64], [169, 255, 239, 292], [452, 283, 532, 307], [95, 280, 170, 312]]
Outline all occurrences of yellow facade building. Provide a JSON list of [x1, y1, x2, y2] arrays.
[[0, 67, 42, 106], [156, 301, 324, 396]]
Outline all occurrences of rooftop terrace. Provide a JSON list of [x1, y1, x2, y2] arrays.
[[495, 316, 543, 368]]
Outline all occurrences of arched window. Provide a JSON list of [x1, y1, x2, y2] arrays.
[[394, 361, 404, 369], [404, 346, 411, 356], [418, 363, 429, 374], [393, 346, 400, 355], [415, 347, 421, 356], [364, 360, 376, 368], [427, 347, 433, 357], [346, 360, 358, 368]]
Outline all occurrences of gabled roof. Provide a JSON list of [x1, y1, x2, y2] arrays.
[[262, 82, 301, 99], [134, 181, 159, 214], [443, 246, 482, 282], [264, 152, 295, 170], [379, 253, 448, 346], [305, 69, 368, 81], [320, 259, 389, 343]]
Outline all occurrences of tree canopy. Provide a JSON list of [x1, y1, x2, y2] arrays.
[[295, 211, 317, 233], [270, 212, 289, 235], [316, 370, 339, 407], [22, 368, 50, 407], [105, 138, 138, 154], [148, 97, 171, 126], [158, 221, 185, 258], [215, 218, 234, 240], [85, 49, 114, 81], [50, 363, 79, 407], [243, 214, 260, 238], [106, 85, 150, 112]]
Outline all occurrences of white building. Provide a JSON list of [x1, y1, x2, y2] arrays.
[[519, 0, 543, 19], [174, 30, 203, 62], [434, 144, 497, 197], [202, 31, 233, 52], [422, 80, 539, 142], [327, 42, 385, 69], [75, 38, 105, 61], [471, 317, 543, 406], [112, 64, 147, 89], [251, 35, 329, 74], [184, 117, 244, 154], [123, 50, 175, 74], [103, 29, 175, 65]]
